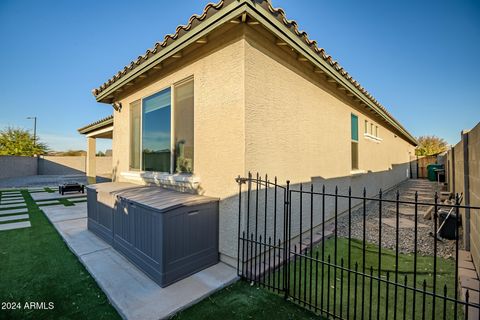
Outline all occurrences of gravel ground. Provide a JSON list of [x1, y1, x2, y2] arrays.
[[336, 179, 462, 259]]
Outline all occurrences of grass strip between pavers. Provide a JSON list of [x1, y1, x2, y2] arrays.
[[0, 189, 120, 319]]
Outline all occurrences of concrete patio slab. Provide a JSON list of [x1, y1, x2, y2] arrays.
[[42, 201, 238, 320], [0, 208, 28, 216], [81, 250, 237, 320], [0, 214, 29, 222], [0, 221, 31, 231], [43, 203, 88, 223]]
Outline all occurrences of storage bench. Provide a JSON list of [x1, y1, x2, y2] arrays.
[[86, 183, 219, 287]]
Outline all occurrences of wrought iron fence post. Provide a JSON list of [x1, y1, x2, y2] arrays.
[[283, 180, 291, 299], [236, 175, 243, 276]]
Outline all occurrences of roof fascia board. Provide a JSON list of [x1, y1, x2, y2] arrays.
[[244, 3, 416, 145], [85, 126, 114, 138], [78, 119, 114, 134], [96, 0, 249, 102]]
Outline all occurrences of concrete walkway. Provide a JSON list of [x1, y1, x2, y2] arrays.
[[42, 203, 238, 320]]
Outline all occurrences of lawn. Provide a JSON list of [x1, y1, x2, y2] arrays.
[[264, 237, 458, 319], [172, 280, 323, 320], [0, 189, 120, 319], [0, 188, 459, 319]]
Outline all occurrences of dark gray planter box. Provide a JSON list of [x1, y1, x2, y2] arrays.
[[86, 183, 219, 287]]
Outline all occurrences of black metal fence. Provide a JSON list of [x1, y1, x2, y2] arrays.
[[236, 173, 480, 320]]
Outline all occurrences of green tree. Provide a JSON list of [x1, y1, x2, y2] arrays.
[[415, 135, 448, 156], [0, 127, 49, 156]]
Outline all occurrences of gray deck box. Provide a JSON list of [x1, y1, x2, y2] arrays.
[[86, 183, 219, 287], [86, 182, 137, 245]]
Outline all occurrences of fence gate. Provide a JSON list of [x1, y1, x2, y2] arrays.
[[236, 173, 480, 320]]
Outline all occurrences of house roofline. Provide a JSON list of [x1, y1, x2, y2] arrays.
[[92, 0, 417, 146], [78, 115, 113, 135]]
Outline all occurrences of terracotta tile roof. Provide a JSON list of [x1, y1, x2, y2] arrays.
[[91, 1, 224, 97], [92, 0, 416, 144], [78, 115, 113, 134]]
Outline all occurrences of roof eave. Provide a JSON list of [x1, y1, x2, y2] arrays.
[[243, 3, 417, 146], [78, 117, 114, 135], [94, 0, 250, 104], [93, 0, 417, 146]]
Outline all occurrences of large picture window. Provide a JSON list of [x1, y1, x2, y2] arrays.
[[129, 78, 194, 174]]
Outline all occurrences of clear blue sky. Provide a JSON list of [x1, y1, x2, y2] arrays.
[[0, 0, 479, 152]]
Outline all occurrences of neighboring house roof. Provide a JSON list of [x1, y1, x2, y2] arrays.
[[78, 115, 113, 135], [91, 0, 417, 146]]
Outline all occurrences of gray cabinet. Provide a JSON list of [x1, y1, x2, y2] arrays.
[[86, 182, 137, 245], [86, 183, 219, 287]]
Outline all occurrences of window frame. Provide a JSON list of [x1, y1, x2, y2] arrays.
[[129, 100, 142, 171], [351, 113, 359, 170], [129, 75, 194, 174]]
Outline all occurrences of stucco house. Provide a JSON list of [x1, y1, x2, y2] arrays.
[[79, 0, 417, 267]]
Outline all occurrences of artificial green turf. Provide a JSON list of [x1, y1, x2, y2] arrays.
[[172, 280, 324, 320], [265, 238, 458, 319], [0, 189, 120, 320]]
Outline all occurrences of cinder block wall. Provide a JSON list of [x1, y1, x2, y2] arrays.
[[447, 122, 480, 275], [38, 156, 112, 175], [467, 123, 480, 275], [0, 156, 112, 179], [0, 156, 38, 179]]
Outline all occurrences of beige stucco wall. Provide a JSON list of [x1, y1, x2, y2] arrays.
[[109, 24, 415, 266], [112, 25, 246, 265], [240, 26, 415, 250], [243, 26, 415, 184]]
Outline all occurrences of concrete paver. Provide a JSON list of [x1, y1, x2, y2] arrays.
[[0, 202, 25, 207], [0, 208, 28, 216], [43, 202, 88, 223], [0, 214, 29, 222], [0, 221, 31, 231], [381, 217, 429, 229], [387, 204, 432, 216], [0, 204, 27, 210]]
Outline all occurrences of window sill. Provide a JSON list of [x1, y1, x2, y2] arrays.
[[120, 171, 200, 191], [350, 169, 367, 176], [364, 133, 382, 142]]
